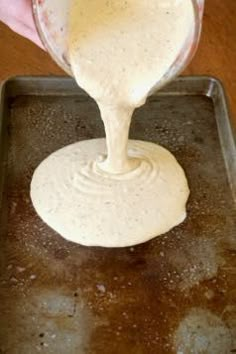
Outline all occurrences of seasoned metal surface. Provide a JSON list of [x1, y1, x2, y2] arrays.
[[0, 77, 235, 354]]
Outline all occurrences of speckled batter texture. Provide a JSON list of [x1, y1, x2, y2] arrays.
[[31, 0, 193, 246]]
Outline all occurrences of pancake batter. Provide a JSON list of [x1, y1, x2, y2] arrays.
[[31, 0, 193, 247]]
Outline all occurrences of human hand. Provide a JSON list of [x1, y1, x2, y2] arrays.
[[0, 0, 44, 48]]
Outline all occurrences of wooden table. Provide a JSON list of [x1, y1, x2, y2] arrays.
[[0, 0, 235, 126]]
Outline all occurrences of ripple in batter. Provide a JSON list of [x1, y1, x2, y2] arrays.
[[31, 139, 189, 247]]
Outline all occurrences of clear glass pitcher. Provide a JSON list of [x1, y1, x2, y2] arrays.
[[32, 0, 204, 89]]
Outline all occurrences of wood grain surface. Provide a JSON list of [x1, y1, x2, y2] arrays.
[[0, 0, 235, 125]]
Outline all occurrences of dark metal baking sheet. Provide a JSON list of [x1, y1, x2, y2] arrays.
[[0, 76, 235, 354]]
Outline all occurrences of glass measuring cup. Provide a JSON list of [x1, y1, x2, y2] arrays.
[[32, 0, 204, 90]]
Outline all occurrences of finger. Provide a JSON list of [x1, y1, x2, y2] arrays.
[[0, 0, 35, 30], [0, 0, 44, 48], [21, 24, 45, 49], [3, 15, 44, 49], [23, 0, 42, 33], [20, 0, 45, 49]]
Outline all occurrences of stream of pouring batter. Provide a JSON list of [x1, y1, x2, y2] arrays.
[[31, 0, 194, 247]]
